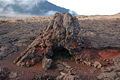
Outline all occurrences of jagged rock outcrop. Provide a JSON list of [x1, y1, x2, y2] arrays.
[[14, 13, 83, 67]]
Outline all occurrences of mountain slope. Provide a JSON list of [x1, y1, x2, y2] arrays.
[[0, 0, 75, 16]]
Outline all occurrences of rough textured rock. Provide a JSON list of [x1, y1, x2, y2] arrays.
[[15, 52, 41, 67], [93, 61, 102, 69], [14, 13, 83, 67], [56, 61, 72, 72], [83, 61, 92, 66], [113, 55, 120, 67], [42, 57, 53, 70]]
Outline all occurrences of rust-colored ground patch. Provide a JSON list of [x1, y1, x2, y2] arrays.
[[98, 49, 120, 59]]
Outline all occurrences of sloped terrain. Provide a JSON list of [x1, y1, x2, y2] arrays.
[[0, 14, 120, 80], [0, 0, 73, 16]]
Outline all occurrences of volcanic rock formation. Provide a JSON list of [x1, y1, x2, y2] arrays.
[[14, 13, 84, 67]]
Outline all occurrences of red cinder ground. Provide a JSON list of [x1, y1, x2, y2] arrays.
[[0, 48, 120, 80], [98, 49, 120, 59]]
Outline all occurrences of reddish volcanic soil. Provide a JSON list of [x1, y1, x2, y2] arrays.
[[98, 49, 120, 59], [1, 48, 120, 80], [0, 49, 99, 80]]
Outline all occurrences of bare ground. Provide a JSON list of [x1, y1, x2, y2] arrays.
[[0, 15, 120, 80]]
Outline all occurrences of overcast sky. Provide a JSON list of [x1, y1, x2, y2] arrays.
[[48, 0, 120, 15]]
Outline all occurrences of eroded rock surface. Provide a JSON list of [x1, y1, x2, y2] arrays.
[[14, 13, 83, 67]]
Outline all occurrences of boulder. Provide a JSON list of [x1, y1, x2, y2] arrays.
[[42, 57, 53, 70], [93, 61, 102, 69], [14, 13, 84, 67]]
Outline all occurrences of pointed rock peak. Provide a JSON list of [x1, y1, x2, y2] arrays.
[[47, 13, 80, 30]]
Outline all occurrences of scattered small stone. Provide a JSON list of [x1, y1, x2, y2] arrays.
[[90, 68, 97, 73], [74, 55, 83, 63], [57, 61, 72, 72], [56, 72, 81, 80], [103, 59, 110, 62], [102, 67, 114, 72], [116, 72, 120, 76], [62, 62, 71, 69], [113, 56, 120, 67], [97, 56, 120, 80], [57, 63, 65, 71], [97, 72, 117, 80], [42, 57, 53, 70], [83, 61, 91, 66], [25, 58, 38, 67], [115, 77, 120, 80], [9, 72, 17, 79], [114, 69, 120, 72], [93, 61, 102, 69], [32, 73, 56, 80]]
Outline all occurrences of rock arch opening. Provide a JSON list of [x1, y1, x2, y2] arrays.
[[52, 46, 72, 60]]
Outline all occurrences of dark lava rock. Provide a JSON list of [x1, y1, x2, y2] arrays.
[[0, 43, 18, 60], [0, 30, 8, 35], [0, 37, 18, 60], [14, 13, 84, 67], [0, 67, 10, 80]]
